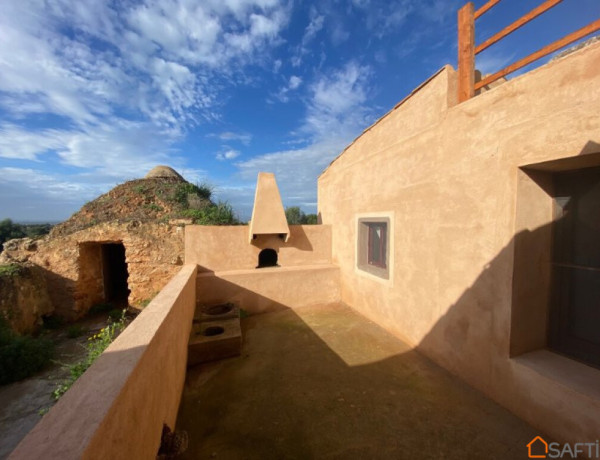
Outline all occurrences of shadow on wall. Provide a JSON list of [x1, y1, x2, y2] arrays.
[[185, 142, 600, 453], [415, 144, 600, 445]]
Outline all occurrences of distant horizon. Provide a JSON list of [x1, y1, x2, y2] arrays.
[[0, 0, 598, 221]]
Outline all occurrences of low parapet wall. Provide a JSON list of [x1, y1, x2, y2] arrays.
[[197, 265, 340, 314], [10, 264, 197, 460]]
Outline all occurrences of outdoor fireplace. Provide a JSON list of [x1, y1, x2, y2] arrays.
[[257, 248, 278, 268]]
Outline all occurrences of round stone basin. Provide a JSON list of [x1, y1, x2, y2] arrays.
[[203, 303, 234, 316], [202, 326, 225, 337]]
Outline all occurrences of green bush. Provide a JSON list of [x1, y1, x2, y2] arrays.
[[173, 182, 212, 207], [181, 202, 238, 225], [0, 318, 53, 385]]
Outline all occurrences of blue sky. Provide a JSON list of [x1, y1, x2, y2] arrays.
[[0, 0, 598, 222]]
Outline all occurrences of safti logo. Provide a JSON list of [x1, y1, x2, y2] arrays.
[[528, 437, 549, 458], [527, 436, 600, 458]]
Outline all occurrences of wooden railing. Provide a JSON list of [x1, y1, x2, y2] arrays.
[[457, 0, 600, 102]]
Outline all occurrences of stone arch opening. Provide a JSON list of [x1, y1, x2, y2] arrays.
[[257, 248, 278, 268]]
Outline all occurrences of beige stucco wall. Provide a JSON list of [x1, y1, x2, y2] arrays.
[[197, 265, 340, 314], [185, 225, 331, 272], [9, 264, 197, 460], [318, 41, 600, 445]]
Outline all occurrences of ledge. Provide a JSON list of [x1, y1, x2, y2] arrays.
[[512, 349, 600, 401], [197, 264, 339, 278]]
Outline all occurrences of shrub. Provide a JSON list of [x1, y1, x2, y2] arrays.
[[0, 318, 53, 385], [108, 308, 123, 321], [181, 202, 238, 225], [172, 182, 212, 207]]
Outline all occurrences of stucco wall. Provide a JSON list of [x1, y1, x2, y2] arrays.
[[185, 225, 331, 271], [197, 265, 340, 314], [318, 42, 600, 445], [9, 264, 197, 460]]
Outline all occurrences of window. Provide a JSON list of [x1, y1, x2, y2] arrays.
[[356, 214, 392, 282], [549, 166, 600, 367], [511, 159, 600, 370], [367, 223, 387, 268]]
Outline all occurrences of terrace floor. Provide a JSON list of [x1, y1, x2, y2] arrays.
[[176, 303, 541, 459]]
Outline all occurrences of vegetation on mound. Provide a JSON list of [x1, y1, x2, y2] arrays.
[[0, 264, 24, 277], [52, 177, 239, 236], [0, 317, 53, 385]]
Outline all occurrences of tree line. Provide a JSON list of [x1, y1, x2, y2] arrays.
[[0, 219, 53, 251], [284, 207, 318, 225]]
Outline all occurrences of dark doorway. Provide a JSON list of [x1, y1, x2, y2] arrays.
[[257, 249, 278, 268], [549, 166, 600, 368], [102, 243, 130, 303]]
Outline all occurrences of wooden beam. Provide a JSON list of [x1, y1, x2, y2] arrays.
[[475, 19, 600, 90], [476, 0, 563, 54], [474, 0, 501, 20], [458, 2, 475, 102]]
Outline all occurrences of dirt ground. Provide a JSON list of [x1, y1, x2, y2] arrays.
[[176, 303, 544, 460]]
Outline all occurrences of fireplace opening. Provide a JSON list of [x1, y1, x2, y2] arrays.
[[257, 248, 278, 268]]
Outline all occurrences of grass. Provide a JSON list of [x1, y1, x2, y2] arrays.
[[172, 182, 213, 207]]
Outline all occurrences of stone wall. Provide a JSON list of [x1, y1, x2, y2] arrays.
[[0, 264, 53, 334], [1, 221, 185, 319]]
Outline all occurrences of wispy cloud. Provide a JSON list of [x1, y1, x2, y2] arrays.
[[209, 131, 253, 145], [233, 60, 374, 216]]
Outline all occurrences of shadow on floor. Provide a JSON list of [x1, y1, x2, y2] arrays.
[[176, 304, 539, 459]]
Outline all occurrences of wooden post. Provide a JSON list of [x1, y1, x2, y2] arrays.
[[458, 2, 475, 102]]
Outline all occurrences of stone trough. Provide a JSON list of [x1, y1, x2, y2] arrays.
[[188, 303, 242, 366]]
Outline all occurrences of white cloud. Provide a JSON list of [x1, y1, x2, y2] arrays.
[[216, 149, 241, 161], [291, 7, 325, 67], [289, 75, 303, 89], [234, 61, 374, 215], [0, 0, 289, 169]]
